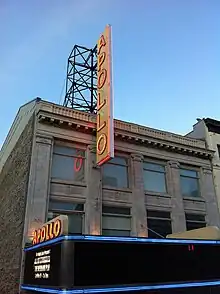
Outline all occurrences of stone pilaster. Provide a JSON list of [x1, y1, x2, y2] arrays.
[[26, 134, 53, 240], [84, 145, 102, 235], [201, 167, 220, 227], [167, 161, 186, 233], [131, 153, 147, 237], [19, 134, 53, 290]]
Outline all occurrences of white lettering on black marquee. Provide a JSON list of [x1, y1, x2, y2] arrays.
[[34, 249, 51, 279]]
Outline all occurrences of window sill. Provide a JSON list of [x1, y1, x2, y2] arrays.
[[183, 196, 205, 202], [145, 191, 171, 198], [51, 178, 87, 187], [102, 185, 132, 193]]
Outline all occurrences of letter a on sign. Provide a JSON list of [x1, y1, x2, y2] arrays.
[[96, 25, 114, 166]]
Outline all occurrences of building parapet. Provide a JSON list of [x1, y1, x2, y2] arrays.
[[37, 100, 213, 159]]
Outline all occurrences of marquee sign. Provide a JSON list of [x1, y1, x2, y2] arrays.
[[22, 236, 220, 293], [32, 215, 68, 245], [96, 25, 114, 166], [23, 240, 62, 287]]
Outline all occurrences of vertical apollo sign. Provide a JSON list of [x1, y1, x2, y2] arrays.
[[96, 25, 114, 166]]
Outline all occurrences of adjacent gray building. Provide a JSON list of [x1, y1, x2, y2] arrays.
[[0, 98, 220, 294], [187, 118, 220, 217]]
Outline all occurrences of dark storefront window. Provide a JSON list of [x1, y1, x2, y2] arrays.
[[102, 157, 128, 188], [217, 144, 220, 158], [180, 169, 200, 198], [47, 200, 84, 234], [143, 162, 167, 193], [51, 145, 85, 182], [102, 206, 131, 236], [147, 210, 172, 238], [186, 213, 206, 231]]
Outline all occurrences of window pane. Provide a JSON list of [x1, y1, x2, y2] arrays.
[[102, 215, 131, 230], [144, 162, 165, 173], [51, 154, 84, 181], [102, 206, 130, 215], [143, 170, 166, 193], [186, 221, 206, 231], [102, 229, 130, 237], [47, 211, 58, 221], [147, 219, 172, 238], [217, 145, 220, 158], [49, 201, 83, 211], [180, 177, 200, 197], [108, 157, 127, 165], [185, 214, 205, 222], [53, 145, 85, 157], [47, 212, 83, 234], [68, 214, 83, 234], [180, 169, 198, 178], [102, 164, 128, 188], [147, 210, 170, 219]]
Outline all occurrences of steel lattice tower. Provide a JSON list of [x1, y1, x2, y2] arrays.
[[63, 45, 97, 113]]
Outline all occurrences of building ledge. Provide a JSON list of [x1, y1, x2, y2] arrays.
[[36, 100, 214, 160]]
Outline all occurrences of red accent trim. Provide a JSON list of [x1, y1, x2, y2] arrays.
[[97, 154, 111, 166], [74, 155, 83, 172]]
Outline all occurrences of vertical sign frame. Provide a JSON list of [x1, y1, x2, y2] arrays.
[[96, 25, 114, 166]]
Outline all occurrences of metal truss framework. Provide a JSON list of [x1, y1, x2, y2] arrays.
[[63, 45, 97, 113]]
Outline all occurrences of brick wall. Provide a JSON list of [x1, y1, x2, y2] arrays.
[[0, 116, 34, 294]]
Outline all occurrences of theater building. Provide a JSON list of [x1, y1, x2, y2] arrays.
[[0, 98, 220, 293]]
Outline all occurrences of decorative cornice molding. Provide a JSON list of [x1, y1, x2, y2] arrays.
[[36, 101, 214, 160], [36, 133, 53, 145], [168, 161, 180, 169], [114, 120, 205, 149], [115, 132, 213, 159], [202, 167, 213, 175], [131, 153, 144, 162]]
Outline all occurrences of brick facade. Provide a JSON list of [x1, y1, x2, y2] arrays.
[[0, 116, 34, 294]]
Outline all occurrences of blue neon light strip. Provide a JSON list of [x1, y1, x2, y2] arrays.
[[25, 235, 220, 251], [21, 280, 220, 293]]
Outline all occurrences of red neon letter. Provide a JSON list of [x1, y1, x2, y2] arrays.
[[98, 35, 106, 54], [97, 69, 107, 89]]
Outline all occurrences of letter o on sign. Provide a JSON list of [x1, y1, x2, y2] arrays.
[[53, 219, 61, 237], [40, 226, 46, 242], [97, 134, 107, 155], [97, 69, 107, 89]]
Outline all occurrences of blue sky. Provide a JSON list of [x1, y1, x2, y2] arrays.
[[0, 0, 220, 147]]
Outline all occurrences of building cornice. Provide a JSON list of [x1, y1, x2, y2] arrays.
[[204, 118, 220, 135], [36, 101, 213, 159]]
